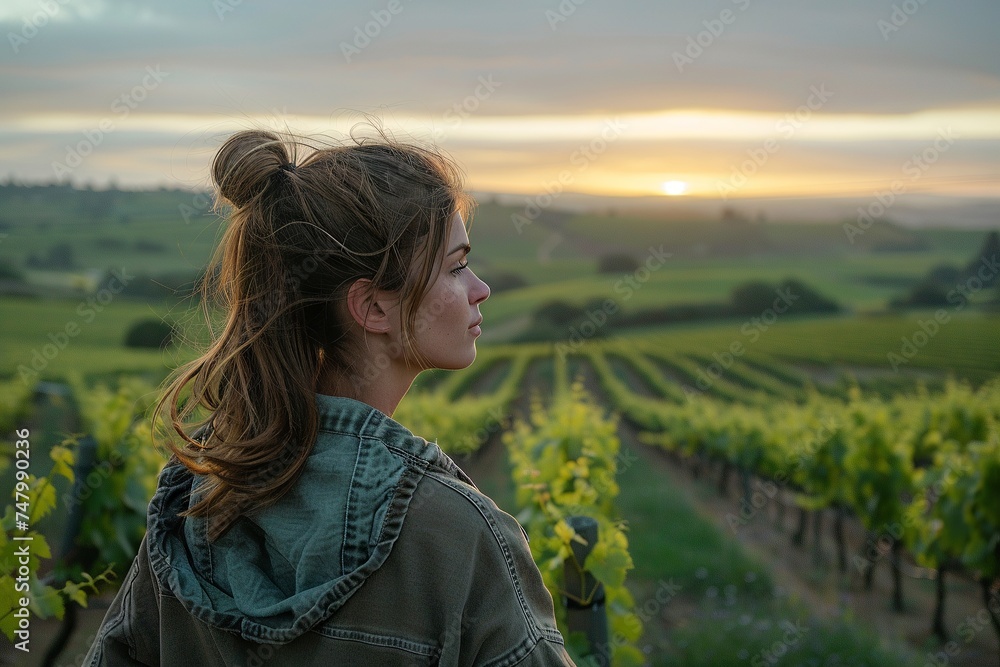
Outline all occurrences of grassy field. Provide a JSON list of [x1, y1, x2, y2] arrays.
[[2, 289, 997, 392], [0, 295, 204, 386], [481, 251, 988, 326], [4, 185, 997, 354]]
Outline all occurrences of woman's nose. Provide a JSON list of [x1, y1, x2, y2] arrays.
[[472, 274, 490, 304]]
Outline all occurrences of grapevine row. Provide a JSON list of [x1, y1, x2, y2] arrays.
[[580, 341, 1000, 647]]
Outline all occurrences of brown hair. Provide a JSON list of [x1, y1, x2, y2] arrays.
[[152, 122, 475, 540]]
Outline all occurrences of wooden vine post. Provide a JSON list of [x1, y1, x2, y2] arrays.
[[563, 515, 609, 666]]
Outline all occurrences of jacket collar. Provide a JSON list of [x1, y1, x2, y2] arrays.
[[313, 392, 477, 487]]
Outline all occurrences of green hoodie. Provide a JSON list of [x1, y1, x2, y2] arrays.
[[84, 393, 575, 666]]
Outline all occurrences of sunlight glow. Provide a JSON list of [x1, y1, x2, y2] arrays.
[[661, 180, 689, 196]]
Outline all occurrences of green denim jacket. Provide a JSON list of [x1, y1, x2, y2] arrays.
[[84, 393, 575, 666]]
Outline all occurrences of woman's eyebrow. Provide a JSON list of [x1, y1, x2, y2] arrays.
[[448, 243, 471, 256]]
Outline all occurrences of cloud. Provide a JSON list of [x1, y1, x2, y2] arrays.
[[0, 0, 998, 196]]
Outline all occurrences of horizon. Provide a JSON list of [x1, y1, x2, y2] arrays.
[[4, 177, 1000, 230]]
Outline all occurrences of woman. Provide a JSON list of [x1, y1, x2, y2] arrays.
[[84, 126, 576, 666]]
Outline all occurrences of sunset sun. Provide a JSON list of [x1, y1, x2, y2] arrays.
[[660, 180, 689, 196]]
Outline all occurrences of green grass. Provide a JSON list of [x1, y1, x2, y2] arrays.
[[480, 251, 997, 336], [661, 604, 915, 667], [2, 194, 224, 277], [619, 445, 773, 598], [618, 443, 919, 666], [0, 296, 203, 384]]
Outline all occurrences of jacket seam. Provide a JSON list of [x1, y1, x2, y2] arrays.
[[342, 429, 366, 576], [383, 442, 433, 470], [88, 556, 140, 666], [309, 624, 441, 657], [444, 474, 534, 633], [201, 495, 214, 583], [479, 635, 554, 667], [122, 562, 137, 660], [317, 426, 436, 469], [371, 480, 400, 548], [424, 472, 566, 647], [503, 638, 563, 667]]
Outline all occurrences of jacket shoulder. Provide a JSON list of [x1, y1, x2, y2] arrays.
[[409, 470, 571, 662]]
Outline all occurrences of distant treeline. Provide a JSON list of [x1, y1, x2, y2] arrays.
[[890, 231, 1000, 309], [514, 277, 842, 343]]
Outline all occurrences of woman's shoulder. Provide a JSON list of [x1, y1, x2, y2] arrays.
[[392, 469, 568, 651], [408, 468, 531, 547]]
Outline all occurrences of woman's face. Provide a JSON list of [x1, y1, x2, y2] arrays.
[[405, 211, 490, 371]]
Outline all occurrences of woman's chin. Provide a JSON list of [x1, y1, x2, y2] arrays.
[[445, 348, 477, 371]]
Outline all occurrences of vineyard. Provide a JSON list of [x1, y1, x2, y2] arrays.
[[3, 332, 1000, 665], [2, 10, 999, 665]]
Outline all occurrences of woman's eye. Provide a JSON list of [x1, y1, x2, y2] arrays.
[[451, 261, 469, 275]]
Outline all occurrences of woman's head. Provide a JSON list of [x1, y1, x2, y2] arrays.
[[153, 123, 487, 539], [210, 126, 483, 376]]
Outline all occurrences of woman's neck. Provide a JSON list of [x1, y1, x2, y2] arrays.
[[315, 362, 418, 418]]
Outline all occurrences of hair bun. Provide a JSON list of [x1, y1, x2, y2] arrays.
[[212, 130, 291, 208]]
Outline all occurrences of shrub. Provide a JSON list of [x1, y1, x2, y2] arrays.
[[482, 270, 528, 294], [124, 318, 176, 349], [533, 299, 586, 327], [890, 280, 951, 308], [597, 253, 640, 274]]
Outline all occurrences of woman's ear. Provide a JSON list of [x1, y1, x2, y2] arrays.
[[345, 278, 394, 334]]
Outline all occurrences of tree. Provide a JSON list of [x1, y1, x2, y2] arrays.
[[963, 230, 1000, 289]]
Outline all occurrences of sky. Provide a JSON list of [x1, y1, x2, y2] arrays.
[[1, 0, 999, 204]]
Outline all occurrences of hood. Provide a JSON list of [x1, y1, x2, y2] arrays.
[[145, 393, 477, 644]]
